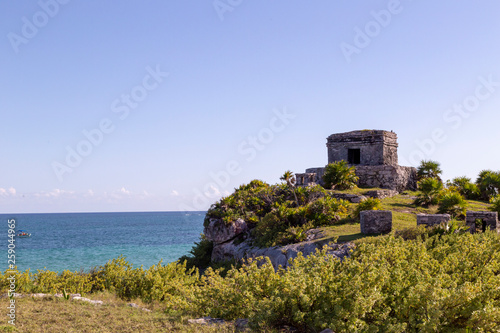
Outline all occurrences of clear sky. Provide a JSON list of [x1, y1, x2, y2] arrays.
[[1, 1, 499, 213]]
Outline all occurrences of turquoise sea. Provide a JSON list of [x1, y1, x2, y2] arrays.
[[1, 212, 205, 273]]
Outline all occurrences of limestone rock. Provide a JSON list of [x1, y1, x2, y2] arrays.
[[204, 218, 248, 244], [360, 210, 392, 234]]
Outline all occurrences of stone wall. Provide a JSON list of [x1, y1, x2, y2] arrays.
[[296, 165, 417, 191], [360, 210, 392, 234], [417, 214, 451, 227], [326, 130, 398, 166], [466, 211, 499, 233], [355, 165, 417, 192]]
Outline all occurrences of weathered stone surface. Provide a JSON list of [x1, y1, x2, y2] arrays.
[[364, 189, 398, 199], [330, 193, 367, 203], [296, 130, 417, 192], [355, 165, 417, 192], [212, 239, 354, 270], [417, 214, 451, 227], [188, 317, 226, 325], [204, 218, 248, 244], [360, 210, 392, 234], [466, 211, 499, 233], [327, 130, 398, 166]]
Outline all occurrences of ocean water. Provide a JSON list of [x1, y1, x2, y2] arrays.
[[0, 211, 205, 273]]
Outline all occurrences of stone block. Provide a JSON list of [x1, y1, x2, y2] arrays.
[[360, 210, 392, 234], [417, 214, 451, 227], [465, 211, 499, 233]]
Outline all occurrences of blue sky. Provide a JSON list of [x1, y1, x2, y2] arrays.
[[1, 0, 499, 213]]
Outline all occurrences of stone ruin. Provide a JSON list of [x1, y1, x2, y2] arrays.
[[417, 214, 451, 227], [360, 210, 393, 234], [466, 211, 499, 233], [295, 130, 417, 192]]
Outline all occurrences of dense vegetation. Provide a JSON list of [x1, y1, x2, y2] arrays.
[[5, 159, 500, 332], [204, 179, 351, 248], [5, 230, 500, 332]]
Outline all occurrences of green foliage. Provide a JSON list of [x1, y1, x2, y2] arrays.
[[476, 170, 500, 200], [489, 195, 500, 215], [252, 197, 350, 247], [447, 176, 481, 200], [322, 160, 359, 190], [414, 177, 444, 207], [417, 160, 443, 182], [437, 189, 468, 218], [353, 197, 382, 219], [178, 235, 213, 271]]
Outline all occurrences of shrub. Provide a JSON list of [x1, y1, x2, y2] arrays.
[[489, 195, 500, 215], [437, 189, 467, 218], [353, 197, 382, 219], [447, 176, 480, 200], [178, 235, 214, 271], [414, 177, 443, 206], [417, 160, 443, 182], [476, 170, 500, 200], [322, 160, 359, 190], [306, 196, 350, 226]]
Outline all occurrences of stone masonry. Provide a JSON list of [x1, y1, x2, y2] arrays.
[[417, 214, 451, 227], [327, 130, 398, 166], [466, 211, 499, 233], [296, 130, 417, 191], [360, 210, 393, 234]]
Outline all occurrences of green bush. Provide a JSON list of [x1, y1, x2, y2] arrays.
[[437, 189, 468, 218], [353, 197, 382, 219], [178, 235, 214, 271], [417, 160, 443, 182], [414, 177, 443, 207], [489, 195, 500, 215], [447, 176, 480, 200], [322, 160, 359, 190], [476, 170, 500, 200]]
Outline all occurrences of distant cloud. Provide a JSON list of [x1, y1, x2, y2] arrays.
[[204, 184, 221, 198], [0, 187, 17, 197], [119, 187, 131, 195], [171, 190, 179, 196]]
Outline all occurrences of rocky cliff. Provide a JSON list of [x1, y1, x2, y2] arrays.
[[204, 218, 354, 270]]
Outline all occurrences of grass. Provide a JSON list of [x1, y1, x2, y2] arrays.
[[312, 189, 493, 245], [0, 292, 237, 333]]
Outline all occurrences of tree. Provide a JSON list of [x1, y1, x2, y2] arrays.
[[322, 161, 359, 190], [447, 176, 480, 200], [476, 170, 500, 201], [417, 160, 443, 182], [280, 170, 299, 205], [437, 189, 467, 218]]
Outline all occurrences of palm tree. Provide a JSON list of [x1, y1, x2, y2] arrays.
[[417, 160, 443, 182], [476, 170, 500, 200], [280, 170, 299, 205]]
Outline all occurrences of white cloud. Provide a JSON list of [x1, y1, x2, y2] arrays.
[[171, 190, 179, 196], [204, 184, 221, 198], [0, 188, 7, 196], [8, 187, 16, 196], [119, 187, 131, 195]]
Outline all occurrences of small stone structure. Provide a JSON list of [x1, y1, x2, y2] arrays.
[[360, 210, 392, 234], [466, 211, 499, 233], [327, 130, 398, 166], [416, 214, 451, 227], [296, 130, 417, 192]]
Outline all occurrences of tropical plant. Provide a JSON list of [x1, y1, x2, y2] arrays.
[[447, 176, 480, 200], [437, 189, 468, 218], [322, 160, 359, 190], [489, 195, 500, 215], [476, 170, 500, 200], [353, 197, 382, 219], [417, 160, 443, 182], [280, 170, 298, 205], [414, 177, 443, 207]]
